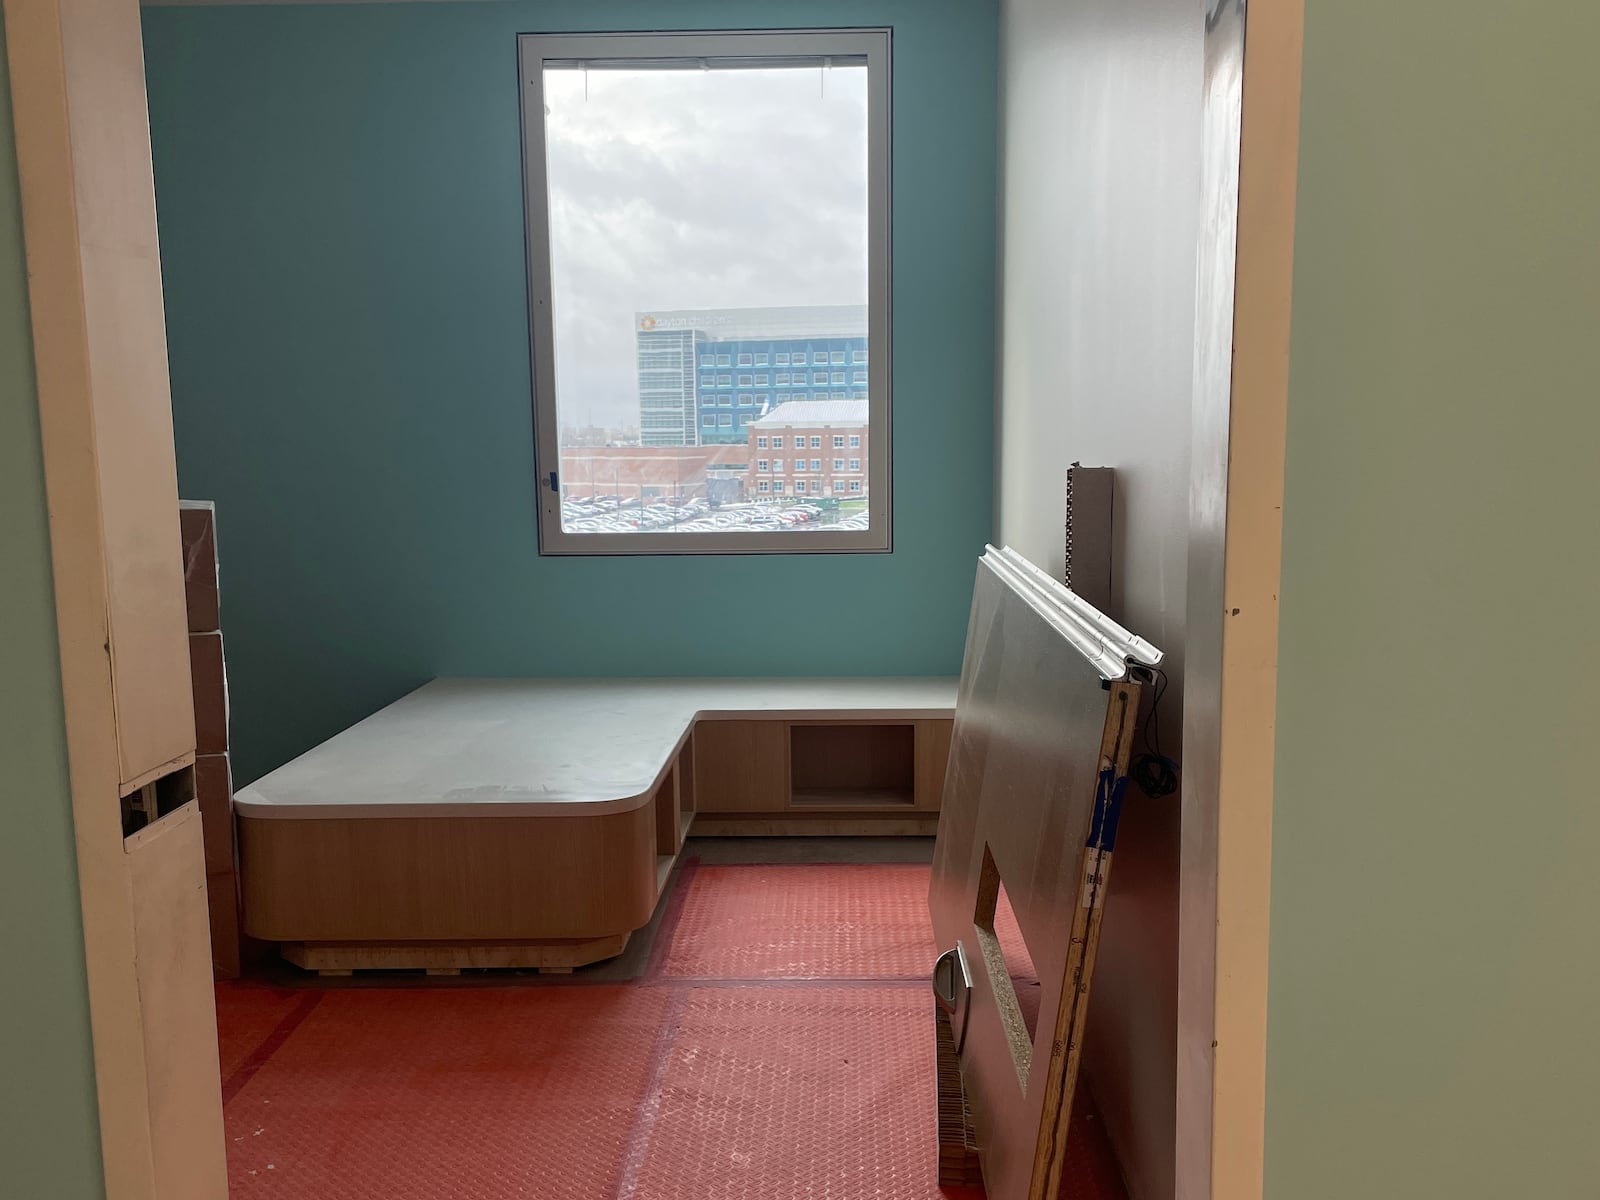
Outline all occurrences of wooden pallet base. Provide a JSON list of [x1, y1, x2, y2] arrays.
[[280, 933, 631, 977], [934, 1002, 983, 1188]]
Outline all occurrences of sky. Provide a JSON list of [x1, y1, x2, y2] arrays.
[[543, 64, 869, 430]]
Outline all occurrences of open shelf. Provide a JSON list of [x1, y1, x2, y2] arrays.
[[789, 723, 917, 810]]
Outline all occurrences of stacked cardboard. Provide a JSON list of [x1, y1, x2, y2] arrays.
[[180, 501, 240, 979]]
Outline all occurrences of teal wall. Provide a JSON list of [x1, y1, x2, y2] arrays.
[[1266, 1, 1600, 1196], [141, 0, 998, 786], [0, 13, 106, 1197]]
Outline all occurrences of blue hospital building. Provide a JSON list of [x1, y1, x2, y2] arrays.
[[634, 305, 870, 446]]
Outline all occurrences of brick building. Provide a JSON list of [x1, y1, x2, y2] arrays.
[[747, 400, 869, 501]]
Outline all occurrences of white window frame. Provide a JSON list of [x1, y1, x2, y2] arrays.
[[521, 28, 892, 555]]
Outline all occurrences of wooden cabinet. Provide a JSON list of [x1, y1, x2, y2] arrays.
[[693, 720, 789, 812], [690, 717, 953, 831]]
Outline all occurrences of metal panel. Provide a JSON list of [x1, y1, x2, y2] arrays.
[[930, 547, 1159, 1199]]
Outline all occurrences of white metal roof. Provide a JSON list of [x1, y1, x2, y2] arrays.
[[750, 399, 869, 428]]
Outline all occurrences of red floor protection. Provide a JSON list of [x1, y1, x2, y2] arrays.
[[215, 984, 311, 1082], [214, 862, 1128, 1200], [222, 986, 672, 1197], [658, 863, 939, 979]]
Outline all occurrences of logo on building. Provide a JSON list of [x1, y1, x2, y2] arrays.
[[639, 315, 658, 331]]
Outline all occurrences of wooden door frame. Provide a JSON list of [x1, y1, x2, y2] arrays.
[[1180, 1, 1306, 1199]]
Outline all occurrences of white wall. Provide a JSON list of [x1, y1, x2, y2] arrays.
[[994, 1, 1202, 1196]]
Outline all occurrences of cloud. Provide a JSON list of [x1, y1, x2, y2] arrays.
[[541, 64, 869, 427]]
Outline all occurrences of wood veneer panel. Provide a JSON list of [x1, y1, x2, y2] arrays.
[[691, 720, 787, 813], [238, 804, 657, 942]]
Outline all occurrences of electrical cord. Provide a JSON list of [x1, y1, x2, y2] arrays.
[[1130, 666, 1179, 799]]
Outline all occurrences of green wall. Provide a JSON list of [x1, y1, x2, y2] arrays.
[[1266, 1, 1600, 1196], [0, 14, 106, 1197], [140, 0, 998, 786]]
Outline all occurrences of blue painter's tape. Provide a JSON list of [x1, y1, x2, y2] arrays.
[[1086, 768, 1132, 853]]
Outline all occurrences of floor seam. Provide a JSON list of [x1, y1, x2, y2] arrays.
[[221, 990, 322, 1104], [610, 983, 692, 1200]]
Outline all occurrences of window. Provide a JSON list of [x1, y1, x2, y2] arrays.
[[776, 372, 790, 385], [849, 458, 861, 470], [852, 350, 867, 363], [773, 459, 785, 472], [795, 480, 807, 493], [523, 28, 889, 551], [759, 481, 770, 493], [758, 459, 769, 471], [852, 371, 867, 384], [833, 435, 845, 447], [774, 481, 786, 494], [830, 371, 845, 384], [850, 480, 862, 492], [757, 436, 768, 448], [833, 458, 844, 470], [810, 458, 822, 471], [772, 436, 784, 449], [810, 436, 822, 448], [850, 435, 861, 448]]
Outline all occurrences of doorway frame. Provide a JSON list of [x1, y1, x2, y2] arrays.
[[1180, 1, 1306, 1198]]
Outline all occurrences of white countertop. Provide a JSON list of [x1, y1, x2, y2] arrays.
[[234, 677, 958, 820]]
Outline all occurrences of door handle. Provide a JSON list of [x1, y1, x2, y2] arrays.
[[932, 942, 973, 1052]]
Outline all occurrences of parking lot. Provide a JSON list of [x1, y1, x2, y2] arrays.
[[560, 496, 870, 534]]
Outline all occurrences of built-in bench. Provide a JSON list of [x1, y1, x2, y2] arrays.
[[234, 677, 956, 974]]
